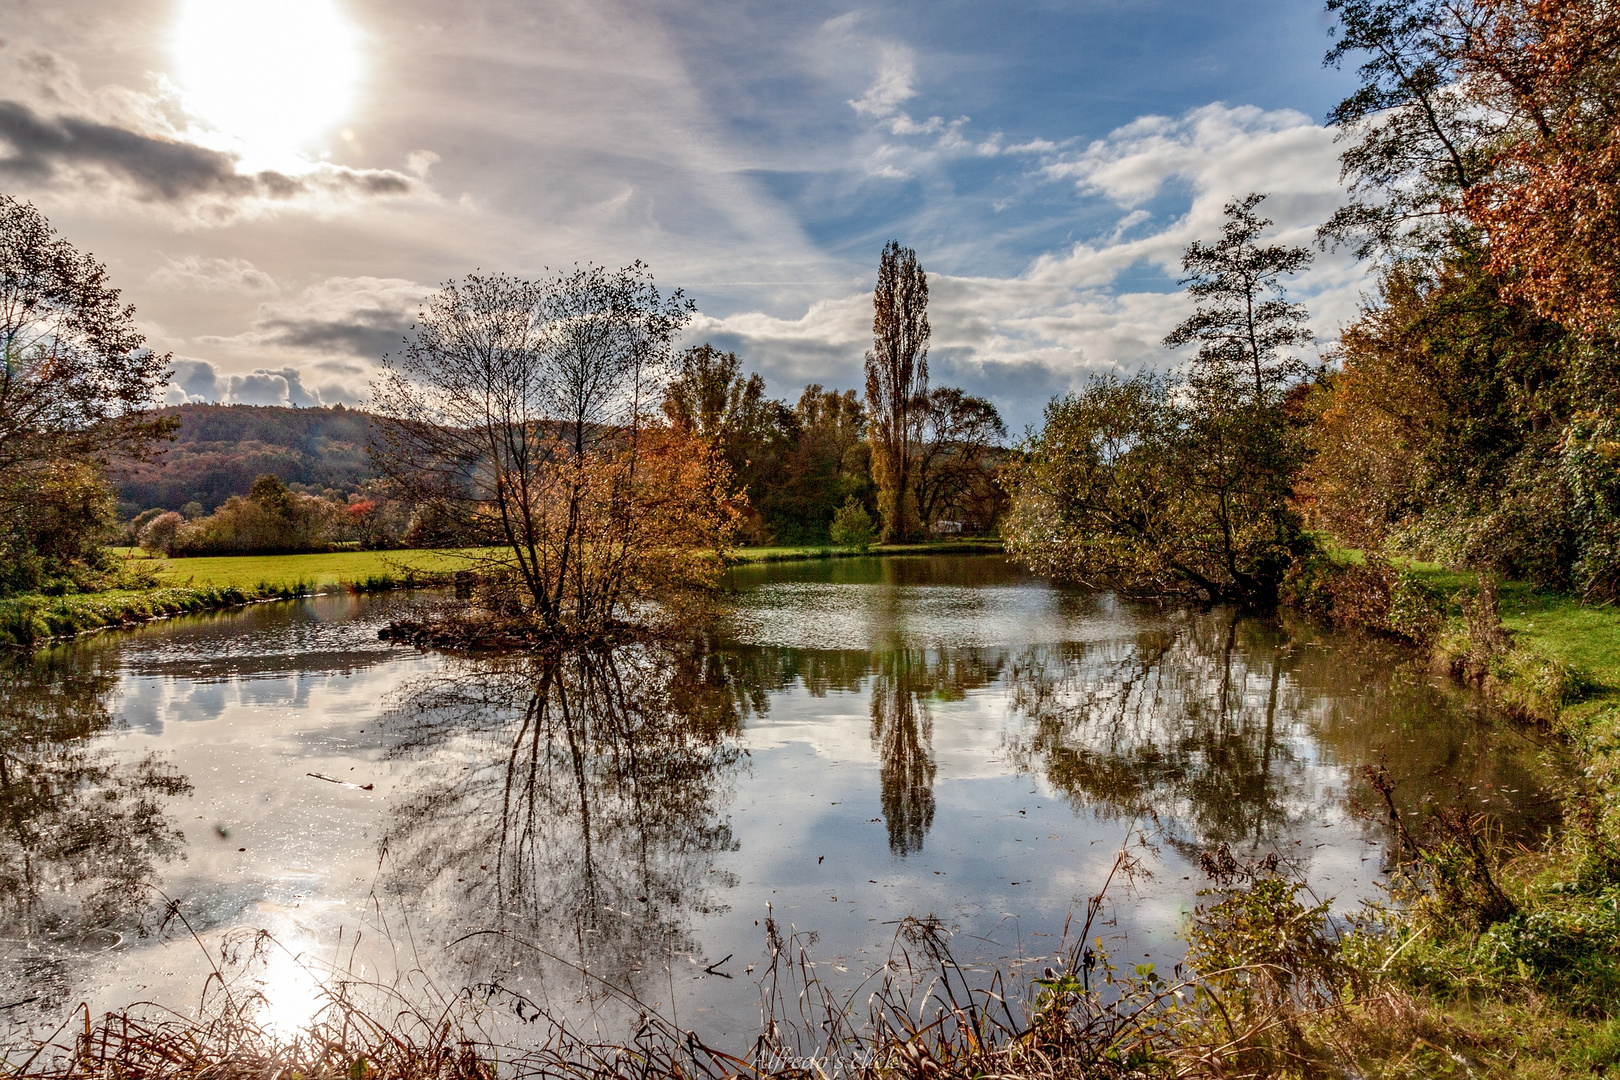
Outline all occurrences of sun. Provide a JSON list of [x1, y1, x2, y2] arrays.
[[173, 0, 364, 167]]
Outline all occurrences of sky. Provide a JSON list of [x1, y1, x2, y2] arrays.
[[0, 0, 1365, 430]]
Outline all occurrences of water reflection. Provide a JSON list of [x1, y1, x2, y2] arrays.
[[0, 653, 191, 940], [870, 651, 937, 855], [0, 652, 191, 1007], [379, 644, 743, 1005], [0, 567, 1569, 1042], [1004, 608, 1563, 854]]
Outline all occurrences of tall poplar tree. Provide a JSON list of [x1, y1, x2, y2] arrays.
[[864, 240, 930, 543]]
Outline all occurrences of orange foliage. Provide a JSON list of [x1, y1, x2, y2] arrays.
[[1460, 0, 1620, 334]]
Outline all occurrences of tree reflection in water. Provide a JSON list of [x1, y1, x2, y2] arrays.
[[870, 651, 936, 855], [1006, 608, 1565, 853], [705, 643, 1003, 856], [0, 651, 192, 1004], [867, 649, 1005, 855], [379, 643, 744, 1008]]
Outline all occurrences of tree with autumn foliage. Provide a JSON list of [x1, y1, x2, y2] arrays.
[[372, 267, 740, 638], [1312, 0, 1620, 598], [864, 241, 931, 544], [1454, 0, 1620, 338], [0, 194, 175, 594]]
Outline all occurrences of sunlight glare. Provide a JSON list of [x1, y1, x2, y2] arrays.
[[256, 943, 328, 1041], [174, 0, 364, 166]]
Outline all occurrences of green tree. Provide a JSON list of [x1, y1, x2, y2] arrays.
[[1163, 193, 1313, 405], [1006, 197, 1313, 604], [830, 496, 877, 550], [759, 385, 872, 543], [1319, 0, 1490, 258], [864, 241, 930, 544], [912, 387, 1006, 531]]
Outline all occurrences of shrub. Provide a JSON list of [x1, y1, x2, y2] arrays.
[[124, 508, 166, 546], [138, 511, 185, 556], [0, 461, 120, 596], [830, 496, 877, 550], [170, 474, 339, 556], [1279, 551, 1445, 643]]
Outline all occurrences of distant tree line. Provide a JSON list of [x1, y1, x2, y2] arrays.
[[658, 323, 1006, 547], [111, 402, 373, 517], [113, 244, 1005, 562]]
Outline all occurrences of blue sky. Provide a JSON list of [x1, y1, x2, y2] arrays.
[[0, 0, 1365, 429]]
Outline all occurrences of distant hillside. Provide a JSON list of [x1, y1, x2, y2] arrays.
[[113, 404, 377, 516]]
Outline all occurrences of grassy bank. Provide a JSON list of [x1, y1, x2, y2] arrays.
[[726, 537, 1004, 564], [0, 582, 310, 648], [111, 547, 476, 591], [1, 550, 466, 648], [5, 541, 1005, 648], [1283, 547, 1620, 1075]]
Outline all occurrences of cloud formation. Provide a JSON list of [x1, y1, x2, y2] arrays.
[[147, 255, 278, 295], [167, 358, 331, 408], [695, 103, 1353, 429], [7, 1, 1368, 434], [158, 105, 1354, 429], [0, 99, 417, 208], [215, 276, 425, 360]]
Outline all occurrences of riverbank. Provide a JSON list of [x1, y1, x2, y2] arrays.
[[1, 541, 1006, 647], [1290, 549, 1620, 1076], [1292, 544, 1620, 722], [0, 550, 463, 647]]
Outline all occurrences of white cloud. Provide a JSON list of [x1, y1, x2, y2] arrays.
[[148, 255, 279, 295], [164, 358, 330, 408], [405, 149, 440, 178], [1041, 104, 1340, 212], [848, 46, 919, 121], [695, 104, 1360, 429]]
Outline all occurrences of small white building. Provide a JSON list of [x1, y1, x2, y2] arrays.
[[930, 520, 964, 535]]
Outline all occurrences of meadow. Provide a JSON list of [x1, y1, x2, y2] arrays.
[[109, 539, 1004, 591]]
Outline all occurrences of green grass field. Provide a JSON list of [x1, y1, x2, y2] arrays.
[[119, 548, 476, 591], [107, 539, 1006, 591], [1495, 585, 1620, 696], [725, 538, 1003, 564]]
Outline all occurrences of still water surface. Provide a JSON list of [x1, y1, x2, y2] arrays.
[[0, 555, 1563, 1042]]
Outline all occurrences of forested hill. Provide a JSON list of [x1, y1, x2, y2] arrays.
[[113, 404, 376, 517]]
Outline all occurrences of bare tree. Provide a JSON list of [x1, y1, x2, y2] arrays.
[[864, 241, 931, 544], [371, 264, 733, 635]]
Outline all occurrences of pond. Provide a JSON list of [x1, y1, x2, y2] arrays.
[[0, 555, 1565, 1046]]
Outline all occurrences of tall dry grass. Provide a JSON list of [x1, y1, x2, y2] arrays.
[[11, 847, 1389, 1080]]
